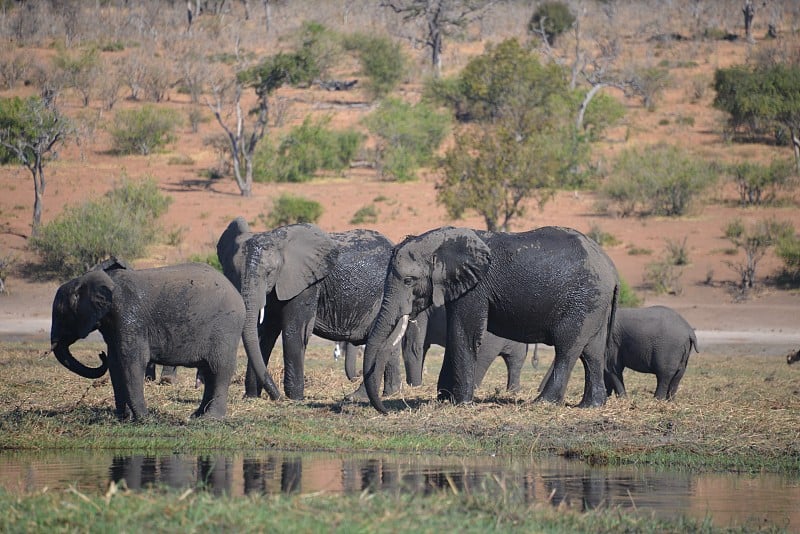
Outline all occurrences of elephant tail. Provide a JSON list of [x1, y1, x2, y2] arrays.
[[604, 282, 620, 363], [690, 330, 700, 353]]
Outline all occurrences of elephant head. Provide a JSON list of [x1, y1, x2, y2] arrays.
[[363, 227, 490, 413], [50, 270, 114, 379], [216, 217, 339, 399]]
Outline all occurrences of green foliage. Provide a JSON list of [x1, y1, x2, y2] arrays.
[[775, 233, 800, 279], [586, 223, 620, 248], [254, 116, 362, 183], [343, 33, 406, 99], [724, 217, 795, 290], [617, 277, 642, 307], [350, 204, 378, 225], [363, 98, 449, 182], [632, 66, 671, 111], [292, 21, 342, 81], [0, 96, 71, 165], [261, 194, 323, 228], [726, 159, 794, 206], [52, 45, 101, 106], [109, 105, 180, 155], [579, 91, 626, 142], [188, 252, 223, 272], [601, 144, 715, 217], [713, 62, 800, 168], [644, 259, 684, 296], [528, 1, 575, 45], [30, 178, 172, 279], [664, 236, 690, 266], [431, 39, 570, 124]]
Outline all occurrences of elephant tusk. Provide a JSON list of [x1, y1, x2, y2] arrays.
[[258, 307, 265, 325], [392, 315, 409, 347]]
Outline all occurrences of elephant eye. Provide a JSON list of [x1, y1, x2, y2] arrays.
[[402, 276, 415, 286]]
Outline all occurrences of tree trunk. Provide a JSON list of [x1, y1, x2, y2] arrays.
[[31, 157, 45, 236], [743, 1, 755, 43]]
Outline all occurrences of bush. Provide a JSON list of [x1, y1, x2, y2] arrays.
[[109, 105, 181, 155], [350, 204, 378, 224], [188, 252, 222, 272], [776, 233, 800, 279], [618, 278, 642, 308], [343, 33, 406, 99], [363, 98, 449, 182], [30, 178, 172, 279], [601, 144, 715, 217], [253, 116, 362, 183], [727, 159, 794, 206], [528, 2, 575, 46], [261, 194, 323, 228]]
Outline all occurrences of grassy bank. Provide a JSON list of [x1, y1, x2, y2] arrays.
[[1, 341, 798, 473]]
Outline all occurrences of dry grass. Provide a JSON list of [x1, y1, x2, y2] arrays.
[[1, 341, 798, 473]]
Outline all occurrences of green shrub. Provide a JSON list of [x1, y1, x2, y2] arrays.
[[261, 194, 323, 228], [343, 33, 406, 99], [776, 233, 800, 279], [618, 278, 642, 308], [601, 144, 715, 217], [109, 105, 180, 155], [528, 1, 575, 45], [254, 116, 362, 183], [30, 178, 172, 279], [350, 204, 378, 224], [188, 252, 222, 272], [363, 98, 449, 182], [586, 224, 619, 248], [727, 159, 794, 206]]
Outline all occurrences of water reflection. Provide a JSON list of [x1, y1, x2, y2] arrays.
[[0, 451, 797, 529]]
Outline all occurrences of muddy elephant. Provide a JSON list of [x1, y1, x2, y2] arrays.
[[604, 306, 699, 400], [787, 349, 800, 365], [216, 218, 403, 401], [362, 226, 619, 414], [49, 259, 260, 420]]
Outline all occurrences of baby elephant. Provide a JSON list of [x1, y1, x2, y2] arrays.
[[50, 260, 246, 421], [605, 306, 698, 400]]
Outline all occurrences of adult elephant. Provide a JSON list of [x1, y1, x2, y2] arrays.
[[401, 304, 528, 392], [49, 259, 261, 420], [216, 217, 403, 401], [362, 226, 619, 414], [603, 306, 699, 400]]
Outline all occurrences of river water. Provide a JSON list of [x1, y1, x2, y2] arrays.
[[0, 450, 797, 530]]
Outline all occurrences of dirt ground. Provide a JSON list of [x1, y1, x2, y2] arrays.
[[1, 30, 799, 357]]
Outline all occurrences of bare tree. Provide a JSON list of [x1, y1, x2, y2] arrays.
[[743, 0, 756, 43], [381, 0, 497, 77]]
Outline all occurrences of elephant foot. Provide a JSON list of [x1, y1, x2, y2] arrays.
[[159, 376, 175, 386], [344, 382, 369, 402], [576, 395, 606, 408], [533, 392, 564, 406]]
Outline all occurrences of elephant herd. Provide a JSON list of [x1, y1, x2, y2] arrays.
[[49, 220, 700, 421]]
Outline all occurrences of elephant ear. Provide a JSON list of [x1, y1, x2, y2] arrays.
[[275, 224, 339, 301], [75, 270, 115, 339], [90, 256, 132, 273], [217, 217, 252, 286], [431, 228, 491, 307]]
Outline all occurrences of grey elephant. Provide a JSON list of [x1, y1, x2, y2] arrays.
[[49, 260, 260, 420], [604, 306, 699, 400], [362, 226, 619, 414], [401, 305, 528, 392], [216, 218, 403, 401], [339, 306, 527, 392], [787, 349, 800, 365]]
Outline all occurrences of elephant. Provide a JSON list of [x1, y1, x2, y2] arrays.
[[400, 304, 529, 392], [362, 225, 619, 414], [49, 259, 258, 420], [603, 306, 699, 400], [216, 217, 403, 401], [787, 349, 800, 365]]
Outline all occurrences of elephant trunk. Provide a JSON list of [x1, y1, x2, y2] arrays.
[[51, 340, 108, 379], [241, 306, 282, 400], [363, 300, 410, 414], [344, 344, 358, 381]]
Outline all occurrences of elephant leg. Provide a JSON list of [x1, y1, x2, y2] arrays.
[[437, 299, 484, 404], [502, 348, 526, 392], [244, 319, 281, 398], [145, 362, 156, 381], [665, 365, 687, 401], [280, 288, 319, 400], [604, 368, 626, 397], [576, 332, 608, 408], [107, 351, 129, 420], [119, 350, 149, 420], [344, 343, 361, 381], [472, 347, 494, 391], [194, 355, 234, 418], [535, 343, 581, 405], [401, 309, 429, 387], [159, 365, 178, 385], [382, 345, 403, 396]]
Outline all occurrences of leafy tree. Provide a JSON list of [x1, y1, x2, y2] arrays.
[[714, 62, 800, 171], [433, 38, 591, 230], [528, 1, 575, 46], [363, 98, 449, 182], [344, 33, 407, 99], [110, 105, 181, 155], [0, 96, 73, 236], [52, 45, 101, 107], [724, 217, 794, 291]]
